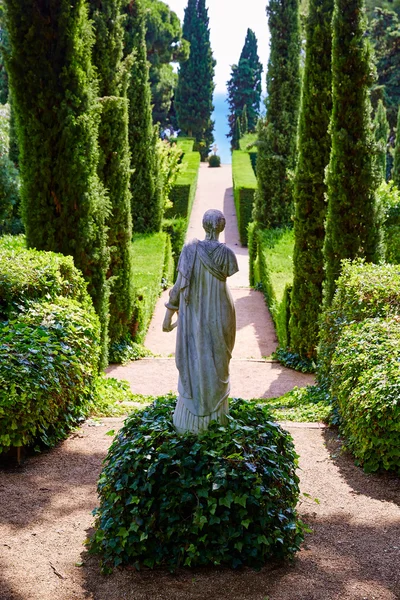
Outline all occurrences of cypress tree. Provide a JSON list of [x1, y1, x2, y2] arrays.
[[241, 104, 249, 135], [232, 116, 242, 151], [392, 105, 400, 185], [227, 29, 262, 141], [124, 0, 162, 233], [253, 0, 301, 228], [175, 0, 216, 160], [289, 0, 334, 359], [323, 0, 383, 305], [374, 99, 389, 182], [4, 0, 110, 366], [90, 0, 135, 346]]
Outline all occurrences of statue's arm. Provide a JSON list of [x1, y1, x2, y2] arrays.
[[162, 273, 181, 332]]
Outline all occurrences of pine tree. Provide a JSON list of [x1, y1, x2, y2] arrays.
[[227, 29, 262, 141], [324, 0, 383, 305], [124, 0, 162, 233], [392, 105, 400, 185], [175, 0, 216, 160], [253, 0, 301, 228], [4, 0, 110, 366], [90, 0, 134, 346], [374, 99, 389, 182], [289, 0, 334, 359]]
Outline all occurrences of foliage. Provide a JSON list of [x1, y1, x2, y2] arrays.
[[157, 139, 183, 210], [175, 0, 216, 160], [109, 340, 152, 366], [4, 0, 110, 366], [0, 244, 90, 319], [374, 99, 389, 181], [142, 0, 189, 126], [317, 260, 400, 388], [131, 232, 173, 343], [208, 154, 221, 168], [253, 0, 301, 228], [227, 29, 263, 141], [289, 0, 334, 360], [323, 0, 383, 305], [392, 105, 400, 186], [331, 317, 400, 473], [378, 180, 400, 263], [262, 386, 331, 423], [124, 0, 162, 234], [92, 375, 148, 416], [165, 148, 200, 219], [0, 298, 100, 453], [250, 227, 294, 348], [0, 5, 9, 104], [231, 116, 241, 151], [89, 396, 304, 572], [0, 150, 22, 235], [232, 150, 257, 246], [272, 348, 315, 374], [162, 217, 187, 271], [98, 97, 134, 346]]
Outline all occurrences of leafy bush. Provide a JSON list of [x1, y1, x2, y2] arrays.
[[0, 244, 90, 320], [273, 348, 315, 374], [331, 318, 400, 472], [317, 260, 400, 387], [378, 180, 400, 264], [0, 152, 22, 235], [232, 150, 257, 245], [0, 298, 100, 452], [92, 375, 148, 417], [262, 385, 331, 423], [165, 150, 200, 219], [208, 154, 221, 167], [109, 340, 152, 365], [162, 217, 187, 272], [157, 139, 183, 211], [90, 396, 304, 572]]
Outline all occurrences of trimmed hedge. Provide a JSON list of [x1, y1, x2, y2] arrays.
[[175, 137, 195, 153], [130, 232, 174, 343], [165, 149, 200, 220], [331, 318, 400, 472], [0, 241, 90, 319], [232, 150, 257, 245], [0, 298, 100, 453], [90, 396, 304, 572], [317, 260, 400, 387], [162, 217, 187, 273], [249, 225, 294, 348]]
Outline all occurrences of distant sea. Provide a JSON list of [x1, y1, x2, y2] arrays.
[[212, 91, 231, 164]]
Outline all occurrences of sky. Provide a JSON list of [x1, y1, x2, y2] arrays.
[[166, 0, 270, 93]]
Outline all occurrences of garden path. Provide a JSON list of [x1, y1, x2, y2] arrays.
[[107, 163, 314, 398]]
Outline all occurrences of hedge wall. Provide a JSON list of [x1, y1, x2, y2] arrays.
[[165, 148, 200, 220], [232, 150, 257, 245], [248, 224, 294, 348]]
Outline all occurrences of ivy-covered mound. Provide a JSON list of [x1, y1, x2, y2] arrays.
[[90, 397, 304, 572]]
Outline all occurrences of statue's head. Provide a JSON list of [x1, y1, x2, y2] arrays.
[[202, 209, 226, 235]]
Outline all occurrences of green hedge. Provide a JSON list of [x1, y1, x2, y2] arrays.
[[90, 396, 304, 572], [165, 150, 200, 220], [378, 181, 400, 264], [232, 150, 257, 245], [249, 225, 294, 348], [0, 298, 100, 453], [130, 232, 173, 344], [162, 217, 187, 273], [317, 260, 400, 387], [175, 137, 195, 153], [331, 318, 400, 472]]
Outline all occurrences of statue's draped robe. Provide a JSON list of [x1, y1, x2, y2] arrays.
[[166, 239, 238, 433]]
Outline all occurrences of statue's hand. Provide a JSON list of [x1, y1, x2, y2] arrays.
[[162, 310, 178, 332]]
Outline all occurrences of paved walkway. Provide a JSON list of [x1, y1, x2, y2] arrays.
[[107, 163, 314, 398]]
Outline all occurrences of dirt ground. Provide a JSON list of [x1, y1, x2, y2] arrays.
[[1, 418, 399, 600]]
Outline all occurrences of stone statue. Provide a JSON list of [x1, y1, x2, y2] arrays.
[[163, 209, 239, 434]]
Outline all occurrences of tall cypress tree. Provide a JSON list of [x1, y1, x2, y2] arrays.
[[253, 0, 301, 228], [289, 0, 334, 359], [90, 0, 135, 346], [374, 99, 389, 182], [227, 29, 262, 142], [175, 0, 216, 160], [124, 0, 162, 233], [323, 0, 382, 305], [4, 0, 109, 366], [392, 105, 400, 185]]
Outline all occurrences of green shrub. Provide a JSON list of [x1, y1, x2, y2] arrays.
[[317, 260, 400, 387], [0, 151, 22, 235], [165, 150, 200, 220], [232, 150, 257, 245], [251, 227, 294, 348], [162, 217, 187, 272], [175, 137, 195, 153], [90, 396, 304, 572], [131, 232, 173, 343], [378, 180, 400, 264], [0, 298, 100, 453], [0, 244, 90, 320], [262, 385, 332, 422], [208, 154, 221, 167], [331, 318, 400, 472]]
